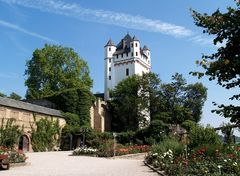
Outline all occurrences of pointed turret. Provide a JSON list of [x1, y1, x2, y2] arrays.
[[143, 45, 150, 50], [104, 39, 115, 47], [132, 35, 139, 41]]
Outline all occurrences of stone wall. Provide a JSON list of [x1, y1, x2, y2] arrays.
[[90, 97, 111, 132], [0, 105, 66, 152]]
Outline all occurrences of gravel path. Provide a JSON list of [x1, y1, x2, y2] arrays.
[[0, 151, 158, 176]]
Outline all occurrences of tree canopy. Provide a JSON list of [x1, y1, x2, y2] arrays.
[[191, 1, 240, 124], [9, 92, 22, 100], [109, 72, 207, 132], [25, 44, 92, 99]]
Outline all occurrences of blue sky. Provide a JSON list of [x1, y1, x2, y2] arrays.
[[0, 0, 238, 130]]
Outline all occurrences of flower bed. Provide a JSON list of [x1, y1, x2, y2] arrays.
[[72, 145, 150, 157], [146, 145, 240, 175], [116, 145, 150, 156], [0, 146, 28, 163], [72, 147, 97, 156]]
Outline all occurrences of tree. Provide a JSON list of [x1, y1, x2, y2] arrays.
[[184, 83, 207, 122], [109, 73, 207, 131], [159, 73, 207, 124], [109, 75, 141, 132], [191, 2, 240, 124], [9, 92, 22, 100], [48, 88, 94, 126], [25, 44, 92, 99]]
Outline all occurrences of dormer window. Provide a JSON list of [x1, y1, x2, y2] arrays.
[[109, 47, 111, 51], [116, 55, 118, 59], [121, 53, 123, 58], [126, 52, 128, 57]]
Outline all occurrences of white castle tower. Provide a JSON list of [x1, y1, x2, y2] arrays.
[[104, 34, 151, 100]]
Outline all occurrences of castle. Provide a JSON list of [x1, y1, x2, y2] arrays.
[[104, 34, 151, 100]]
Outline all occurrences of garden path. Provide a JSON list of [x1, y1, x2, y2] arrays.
[[0, 151, 158, 176]]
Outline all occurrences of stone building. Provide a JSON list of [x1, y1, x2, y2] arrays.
[[0, 97, 66, 152]]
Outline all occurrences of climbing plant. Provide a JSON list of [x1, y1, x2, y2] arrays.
[[30, 116, 61, 152], [0, 118, 23, 149]]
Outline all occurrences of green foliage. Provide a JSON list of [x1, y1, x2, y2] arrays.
[[221, 123, 234, 145], [62, 112, 81, 135], [49, 88, 94, 127], [145, 136, 184, 170], [0, 118, 23, 149], [182, 121, 221, 149], [25, 44, 92, 99], [30, 117, 61, 152], [150, 136, 184, 157], [109, 75, 141, 131], [9, 92, 22, 100], [109, 72, 207, 132], [116, 131, 135, 145], [145, 120, 169, 144], [0, 92, 7, 97], [191, 3, 240, 124], [159, 73, 207, 124]]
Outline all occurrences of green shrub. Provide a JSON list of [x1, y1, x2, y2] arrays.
[[0, 118, 23, 149], [116, 131, 135, 145], [151, 136, 184, 157], [182, 121, 221, 149]]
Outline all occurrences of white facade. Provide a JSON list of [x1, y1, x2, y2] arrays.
[[104, 34, 151, 100]]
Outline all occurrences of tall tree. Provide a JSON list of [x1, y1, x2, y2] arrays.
[[109, 75, 141, 132], [158, 73, 207, 124], [191, 1, 240, 124], [25, 44, 92, 99]]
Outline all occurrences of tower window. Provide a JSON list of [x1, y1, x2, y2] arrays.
[[109, 47, 111, 51], [126, 68, 129, 76], [121, 53, 123, 58], [126, 52, 128, 57], [109, 67, 111, 71], [116, 55, 118, 59], [109, 76, 111, 80], [131, 52, 133, 56], [109, 59, 111, 63], [135, 43, 137, 47], [136, 52, 138, 56], [148, 52, 149, 56], [131, 43, 133, 48]]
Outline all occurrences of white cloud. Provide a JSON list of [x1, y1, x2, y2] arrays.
[[189, 35, 226, 48], [190, 35, 214, 46], [0, 72, 19, 79], [0, 19, 57, 43], [0, 0, 193, 38]]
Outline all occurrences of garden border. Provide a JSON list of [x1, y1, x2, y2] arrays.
[[143, 161, 166, 176], [10, 162, 30, 168]]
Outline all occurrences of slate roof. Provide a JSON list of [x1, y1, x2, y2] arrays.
[[114, 34, 133, 55], [143, 45, 150, 50], [104, 39, 115, 47], [0, 97, 63, 117]]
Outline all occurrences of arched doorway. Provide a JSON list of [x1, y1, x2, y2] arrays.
[[18, 135, 29, 152]]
